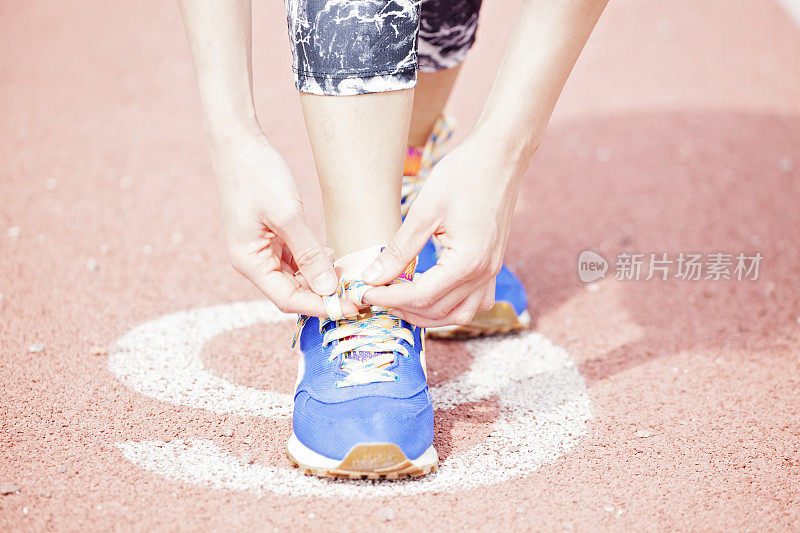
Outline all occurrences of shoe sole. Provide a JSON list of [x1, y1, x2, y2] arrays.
[[428, 304, 531, 340], [286, 433, 438, 480]]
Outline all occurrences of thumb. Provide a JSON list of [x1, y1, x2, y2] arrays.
[[278, 217, 338, 296], [362, 209, 436, 285]]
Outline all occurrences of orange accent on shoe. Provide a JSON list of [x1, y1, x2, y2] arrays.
[[404, 147, 422, 176]]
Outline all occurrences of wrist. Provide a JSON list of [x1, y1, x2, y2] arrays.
[[196, 83, 262, 145], [203, 112, 263, 147], [471, 118, 542, 171], [472, 114, 543, 169], [207, 131, 286, 189], [203, 108, 261, 141]]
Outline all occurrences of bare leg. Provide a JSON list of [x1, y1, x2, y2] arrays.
[[300, 89, 414, 259], [407, 66, 461, 147]]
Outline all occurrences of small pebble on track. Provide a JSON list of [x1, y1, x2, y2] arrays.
[[90, 345, 108, 356], [1, 482, 19, 495]]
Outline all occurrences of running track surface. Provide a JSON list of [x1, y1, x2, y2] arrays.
[[2, 0, 800, 530]]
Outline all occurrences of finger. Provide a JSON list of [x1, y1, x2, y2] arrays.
[[238, 241, 344, 316], [284, 245, 311, 290], [283, 279, 358, 318], [361, 207, 437, 285], [276, 217, 338, 296], [242, 267, 326, 316], [443, 289, 484, 325], [399, 278, 482, 321], [294, 271, 310, 291], [280, 247, 299, 282], [284, 247, 332, 274], [479, 277, 496, 311], [391, 289, 484, 328], [253, 270, 358, 318], [363, 261, 471, 312], [300, 246, 333, 270], [282, 244, 298, 273]]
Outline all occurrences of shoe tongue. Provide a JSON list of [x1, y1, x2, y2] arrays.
[[333, 245, 385, 281], [340, 309, 387, 363], [332, 245, 416, 283]]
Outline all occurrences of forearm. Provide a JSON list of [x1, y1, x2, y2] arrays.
[[178, 0, 260, 141], [476, 0, 608, 164]]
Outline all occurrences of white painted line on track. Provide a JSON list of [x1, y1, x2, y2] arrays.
[[111, 301, 593, 497], [777, 0, 800, 26], [110, 302, 293, 417]]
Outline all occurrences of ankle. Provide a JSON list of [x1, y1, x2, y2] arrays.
[[325, 211, 399, 259]]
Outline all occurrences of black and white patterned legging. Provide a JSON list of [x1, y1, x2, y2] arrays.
[[285, 0, 483, 95]]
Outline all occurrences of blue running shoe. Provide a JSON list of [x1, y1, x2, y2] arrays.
[[287, 247, 438, 479], [402, 115, 531, 338]]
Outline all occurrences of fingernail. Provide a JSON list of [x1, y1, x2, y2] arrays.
[[313, 271, 337, 295], [362, 260, 383, 284]]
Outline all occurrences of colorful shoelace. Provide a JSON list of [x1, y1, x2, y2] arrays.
[[322, 305, 414, 388], [292, 262, 417, 388]]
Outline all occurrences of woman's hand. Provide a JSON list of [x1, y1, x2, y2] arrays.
[[361, 132, 529, 326], [358, 0, 608, 327], [210, 133, 356, 316]]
